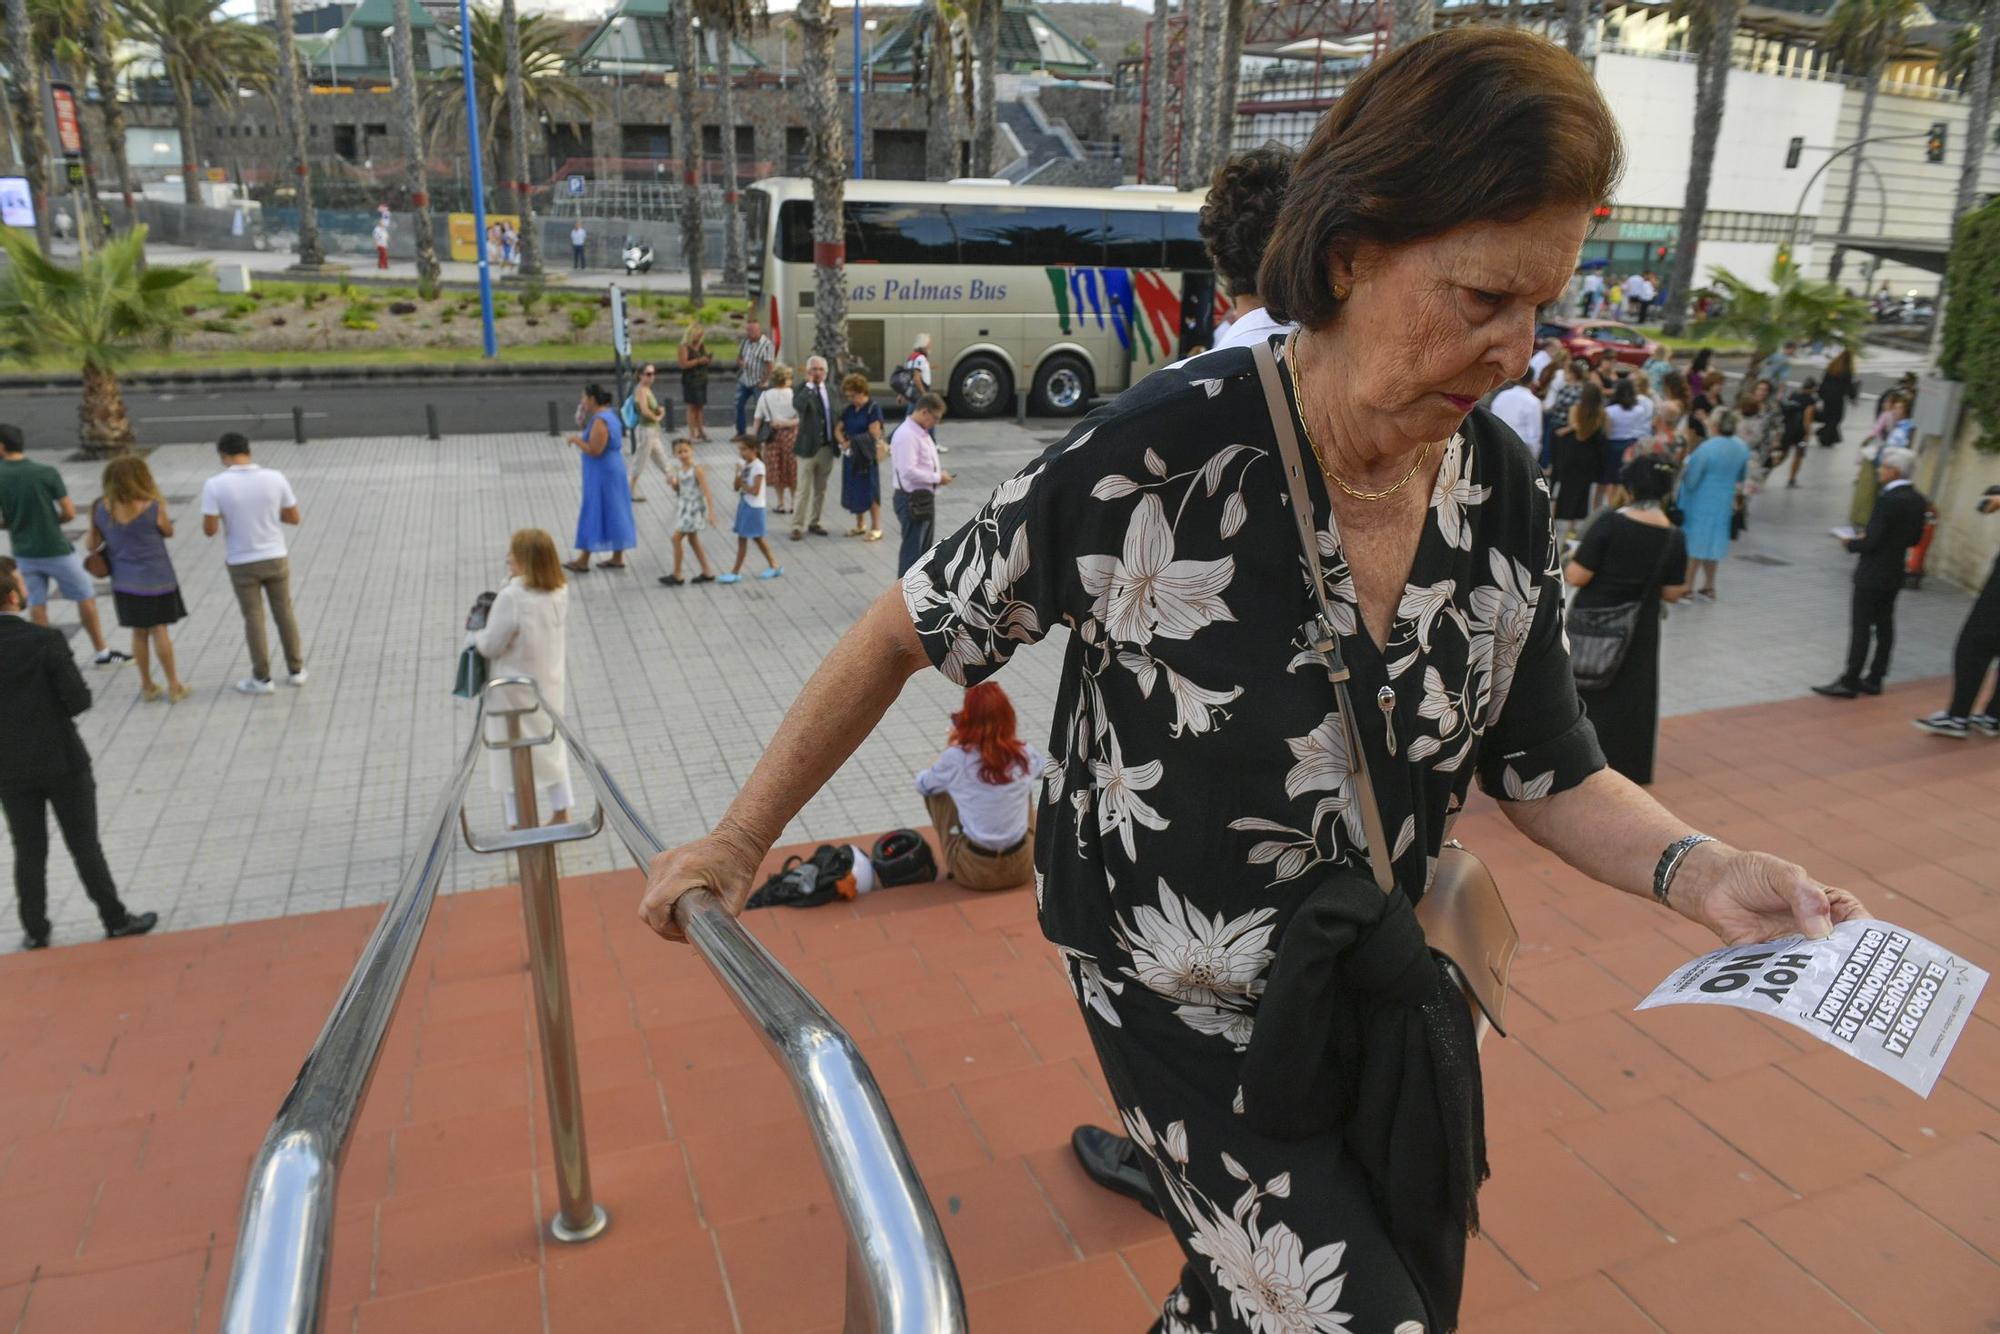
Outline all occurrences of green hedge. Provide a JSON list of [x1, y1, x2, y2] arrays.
[[1941, 197, 2000, 448]]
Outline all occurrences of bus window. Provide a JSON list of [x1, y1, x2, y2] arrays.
[[951, 205, 1106, 268], [1102, 210, 1166, 268], [1163, 210, 1208, 271], [744, 188, 770, 304], [777, 200, 814, 263], [847, 202, 957, 264]]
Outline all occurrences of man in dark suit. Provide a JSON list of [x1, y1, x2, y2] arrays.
[[790, 354, 838, 542], [0, 556, 156, 949], [1815, 447, 1930, 699]]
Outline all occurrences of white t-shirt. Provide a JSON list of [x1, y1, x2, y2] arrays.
[[200, 464, 297, 565], [372, 224, 389, 248], [1605, 399, 1656, 443], [1211, 305, 1296, 351], [571, 226, 587, 245], [906, 351, 932, 391], [916, 743, 1045, 851], [1490, 384, 1544, 450], [738, 458, 768, 509], [1528, 348, 1552, 381], [753, 386, 798, 427]]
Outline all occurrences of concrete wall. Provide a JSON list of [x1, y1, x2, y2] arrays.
[[1926, 424, 2000, 594]]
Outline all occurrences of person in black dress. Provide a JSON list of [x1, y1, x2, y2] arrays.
[[1565, 456, 1689, 784], [1817, 349, 1858, 446], [638, 31, 1871, 1334], [1552, 380, 1608, 532]]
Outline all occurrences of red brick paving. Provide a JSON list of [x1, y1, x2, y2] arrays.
[[1, 684, 1997, 1331]]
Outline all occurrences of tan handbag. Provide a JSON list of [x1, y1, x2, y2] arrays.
[[1250, 338, 1519, 1036]]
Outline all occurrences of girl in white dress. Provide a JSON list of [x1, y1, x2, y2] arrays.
[[470, 529, 572, 829]]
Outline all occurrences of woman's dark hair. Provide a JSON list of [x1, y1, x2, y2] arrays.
[[1689, 347, 1713, 374], [1259, 27, 1623, 328], [1199, 145, 1296, 299], [1621, 453, 1677, 502], [1660, 369, 1690, 407], [1826, 349, 1855, 379], [586, 383, 613, 405], [1611, 377, 1637, 410], [1571, 381, 1606, 439]]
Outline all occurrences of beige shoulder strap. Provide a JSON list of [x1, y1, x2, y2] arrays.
[[1249, 336, 1397, 894]]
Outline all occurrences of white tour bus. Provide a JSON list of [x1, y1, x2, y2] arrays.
[[742, 178, 1216, 418]]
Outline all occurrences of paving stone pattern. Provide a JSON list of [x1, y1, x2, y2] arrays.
[[0, 415, 1976, 950], [0, 686, 1996, 1332]]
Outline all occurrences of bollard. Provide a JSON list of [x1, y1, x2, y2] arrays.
[[426, 404, 441, 441], [292, 406, 306, 445], [1015, 389, 1026, 427], [547, 400, 561, 437]]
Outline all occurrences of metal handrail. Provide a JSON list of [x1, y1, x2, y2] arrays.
[[542, 692, 969, 1333], [221, 714, 486, 1334]]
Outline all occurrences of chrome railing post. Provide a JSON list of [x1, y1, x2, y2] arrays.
[[503, 708, 610, 1244]]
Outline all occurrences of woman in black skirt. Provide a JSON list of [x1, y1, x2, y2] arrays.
[[1552, 380, 1608, 535], [639, 30, 1870, 1334], [1566, 455, 1689, 785], [86, 455, 188, 702]]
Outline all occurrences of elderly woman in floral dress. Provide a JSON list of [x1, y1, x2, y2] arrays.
[[640, 30, 1868, 1334]]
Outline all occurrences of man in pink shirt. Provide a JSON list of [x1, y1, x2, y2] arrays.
[[889, 393, 953, 575]]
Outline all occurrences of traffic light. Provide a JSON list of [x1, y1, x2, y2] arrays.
[[1591, 204, 1612, 221], [1785, 136, 1803, 169], [1926, 122, 1947, 163], [1656, 245, 1668, 261]]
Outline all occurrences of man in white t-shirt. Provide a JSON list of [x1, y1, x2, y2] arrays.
[[372, 221, 390, 270], [570, 222, 588, 270], [200, 434, 305, 695], [1527, 338, 1554, 384], [1580, 270, 1605, 316], [1490, 372, 1544, 455]]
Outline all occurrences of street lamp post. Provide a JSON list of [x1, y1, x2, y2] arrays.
[[457, 0, 498, 357]]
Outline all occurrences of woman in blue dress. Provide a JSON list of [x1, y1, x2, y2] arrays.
[[835, 372, 885, 541], [1677, 407, 1751, 602], [565, 383, 637, 572]]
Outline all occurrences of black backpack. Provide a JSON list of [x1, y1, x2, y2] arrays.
[[746, 844, 857, 910], [870, 829, 938, 888], [889, 358, 919, 400]]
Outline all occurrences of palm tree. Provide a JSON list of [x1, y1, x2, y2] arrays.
[[911, 0, 962, 180], [795, 0, 849, 369], [1212, 0, 1248, 172], [1822, 0, 1918, 283], [697, 0, 765, 287], [1144, 0, 1169, 183], [0, 226, 200, 454], [500, 0, 542, 277], [269, 0, 321, 266], [1564, 0, 1590, 55], [121, 0, 274, 207], [1692, 254, 1869, 364], [5, 0, 58, 250], [1185, 0, 1221, 185], [1388, 0, 1433, 50], [389, 0, 439, 288], [670, 0, 703, 303], [1660, 0, 1742, 337], [1947, 6, 1996, 225], [968, 0, 1000, 175], [422, 6, 592, 212], [85, 0, 137, 222]]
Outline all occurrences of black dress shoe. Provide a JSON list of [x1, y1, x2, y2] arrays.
[[105, 911, 158, 940], [1859, 680, 1884, 696], [21, 933, 49, 950], [1811, 681, 1859, 699], [808, 524, 829, 536], [1071, 1125, 1163, 1218]]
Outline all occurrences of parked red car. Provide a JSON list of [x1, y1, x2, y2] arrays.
[[1537, 318, 1653, 368]]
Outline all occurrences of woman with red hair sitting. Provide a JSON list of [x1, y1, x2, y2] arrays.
[[916, 683, 1042, 890]]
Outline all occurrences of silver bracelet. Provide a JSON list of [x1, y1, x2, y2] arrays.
[[1653, 834, 1715, 908]]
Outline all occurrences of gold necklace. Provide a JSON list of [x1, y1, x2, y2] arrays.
[[1285, 331, 1434, 503]]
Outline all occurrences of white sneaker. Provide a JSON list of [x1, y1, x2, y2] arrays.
[[92, 648, 132, 667], [235, 677, 275, 695], [287, 670, 310, 687]]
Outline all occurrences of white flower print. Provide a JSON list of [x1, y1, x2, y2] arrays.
[[1501, 764, 1555, 801], [1091, 731, 1170, 859], [1467, 547, 1540, 725], [1059, 946, 1125, 1026], [1428, 434, 1487, 551], [1416, 665, 1458, 736], [1279, 717, 1367, 848], [1397, 579, 1463, 651], [1174, 1002, 1258, 1049], [1116, 879, 1275, 1013], [1119, 652, 1243, 738], [1077, 493, 1237, 646]]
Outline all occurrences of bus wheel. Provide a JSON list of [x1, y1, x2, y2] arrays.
[[949, 354, 1013, 418], [1031, 354, 1094, 416]]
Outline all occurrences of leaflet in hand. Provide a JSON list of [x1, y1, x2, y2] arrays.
[[1635, 921, 1988, 1097], [1829, 525, 1863, 541]]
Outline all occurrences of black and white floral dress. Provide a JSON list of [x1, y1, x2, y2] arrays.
[[903, 338, 1605, 1334]]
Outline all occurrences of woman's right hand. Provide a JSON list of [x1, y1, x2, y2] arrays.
[[640, 830, 765, 943]]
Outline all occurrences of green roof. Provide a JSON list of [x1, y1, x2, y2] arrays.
[[576, 0, 763, 73], [346, 0, 437, 29], [870, 1, 1101, 76]]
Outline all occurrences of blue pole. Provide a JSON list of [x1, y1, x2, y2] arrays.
[[457, 0, 498, 358], [851, 0, 863, 178]]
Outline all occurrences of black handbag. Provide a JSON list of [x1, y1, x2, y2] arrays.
[[1566, 521, 1676, 693]]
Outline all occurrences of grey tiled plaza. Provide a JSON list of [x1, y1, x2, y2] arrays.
[[3, 413, 1978, 950]]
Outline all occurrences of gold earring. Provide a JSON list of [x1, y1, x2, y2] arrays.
[[1333, 283, 1351, 301]]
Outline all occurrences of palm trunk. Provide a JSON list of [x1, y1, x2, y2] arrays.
[[391, 0, 439, 288], [1214, 0, 1246, 168], [673, 0, 704, 303], [719, 13, 746, 287], [86, 0, 137, 222], [7, 0, 55, 251], [920, 6, 958, 181], [172, 74, 201, 206], [973, 0, 1001, 176], [1144, 0, 1169, 184], [1564, 0, 1589, 56], [1661, 0, 1740, 336], [1388, 0, 1433, 51], [1183, 0, 1217, 186], [797, 0, 849, 369], [79, 362, 134, 456], [272, 0, 324, 267], [1954, 5, 1997, 225], [501, 0, 542, 277], [1828, 72, 1879, 285]]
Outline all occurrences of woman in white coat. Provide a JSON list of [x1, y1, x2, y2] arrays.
[[471, 529, 572, 828]]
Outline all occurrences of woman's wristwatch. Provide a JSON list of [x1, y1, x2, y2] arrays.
[[1653, 833, 1716, 908]]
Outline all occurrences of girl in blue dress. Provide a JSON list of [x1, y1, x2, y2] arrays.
[[835, 372, 885, 541], [566, 383, 637, 571], [1677, 408, 1752, 601]]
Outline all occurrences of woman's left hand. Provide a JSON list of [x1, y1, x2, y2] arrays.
[[1677, 846, 1871, 945]]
